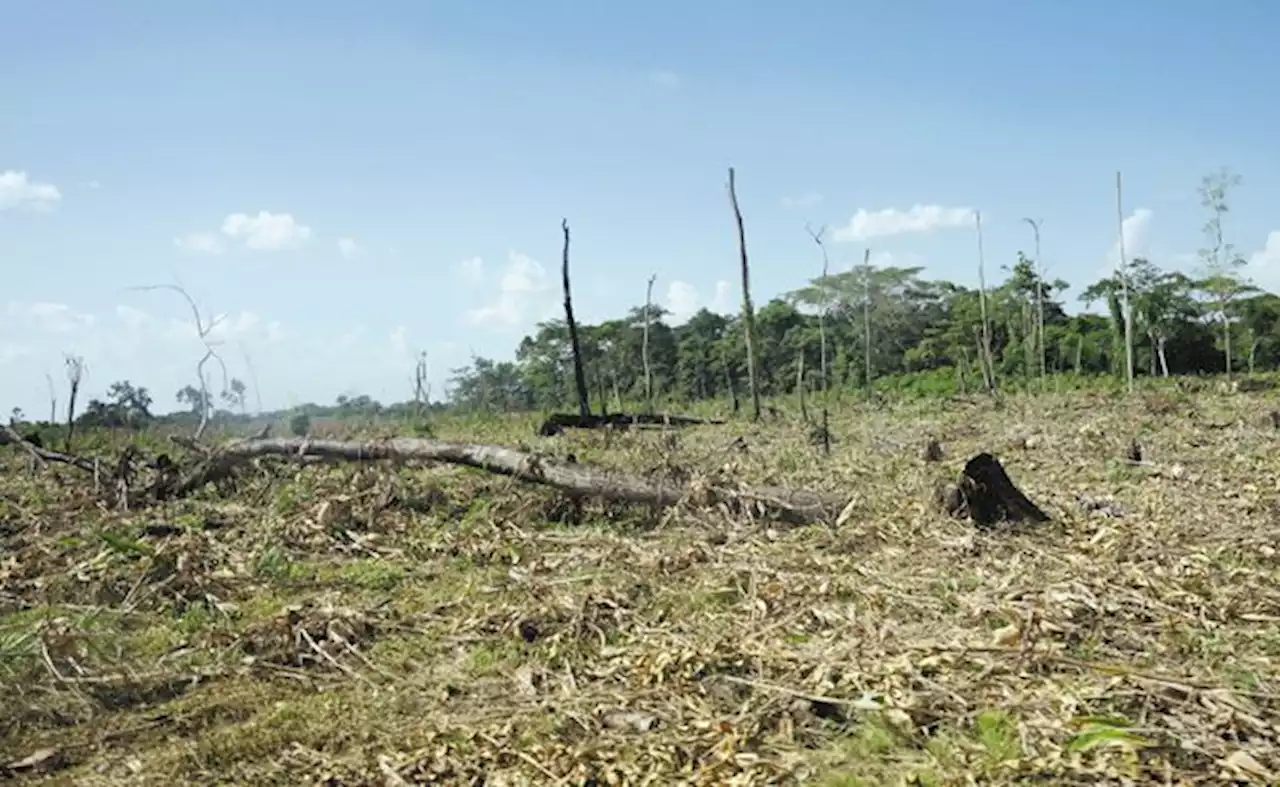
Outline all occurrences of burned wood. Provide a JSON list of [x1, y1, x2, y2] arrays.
[[537, 412, 725, 436], [560, 219, 591, 419], [1126, 439, 1143, 464], [161, 436, 845, 525], [940, 452, 1050, 528]]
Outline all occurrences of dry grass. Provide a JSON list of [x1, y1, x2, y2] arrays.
[[2, 389, 1279, 785]]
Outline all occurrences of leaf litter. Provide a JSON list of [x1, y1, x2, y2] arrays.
[[1, 389, 1278, 784]]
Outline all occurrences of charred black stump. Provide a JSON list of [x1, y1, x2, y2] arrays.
[[942, 452, 1050, 529]]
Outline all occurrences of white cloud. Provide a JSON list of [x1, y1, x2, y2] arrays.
[[1109, 208, 1153, 268], [1249, 231, 1280, 269], [82, 180, 102, 190], [338, 237, 361, 260], [457, 256, 485, 285], [662, 278, 735, 323], [465, 251, 551, 328], [0, 170, 61, 211], [710, 280, 734, 313], [389, 326, 410, 362], [1247, 231, 1280, 289], [665, 281, 700, 322], [115, 304, 152, 330], [649, 70, 682, 89], [11, 301, 96, 333], [0, 341, 32, 365], [220, 211, 312, 250], [174, 231, 225, 254], [832, 204, 975, 242], [781, 193, 824, 211], [177, 211, 312, 253]]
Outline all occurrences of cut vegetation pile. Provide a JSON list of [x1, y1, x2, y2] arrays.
[[2, 389, 1279, 785]]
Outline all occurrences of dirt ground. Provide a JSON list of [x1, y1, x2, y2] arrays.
[[2, 389, 1278, 785]]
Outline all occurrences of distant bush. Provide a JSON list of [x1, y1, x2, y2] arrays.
[[289, 413, 311, 437]]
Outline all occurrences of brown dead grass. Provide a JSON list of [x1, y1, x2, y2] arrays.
[[2, 388, 1279, 785]]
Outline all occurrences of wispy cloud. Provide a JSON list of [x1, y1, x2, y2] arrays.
[[0, 170, 61, 211], [832, 204, 975, 242]]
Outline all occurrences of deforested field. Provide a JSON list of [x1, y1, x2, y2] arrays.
[[2, 388, 1279, 785]]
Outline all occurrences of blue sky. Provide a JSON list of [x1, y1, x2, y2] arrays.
[[3, 1, 1279, 416]]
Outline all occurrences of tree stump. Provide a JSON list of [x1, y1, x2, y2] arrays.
[[941, 452, 1050, 528]]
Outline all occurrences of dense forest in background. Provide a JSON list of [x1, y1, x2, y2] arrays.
[[445, 251, 1280, 412]]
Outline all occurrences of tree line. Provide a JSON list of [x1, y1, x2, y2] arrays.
[[447, 168, 1271, 412]]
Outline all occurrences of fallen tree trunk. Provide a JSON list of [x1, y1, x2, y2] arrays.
[[168, 436, 844, 524], [0, 423, 97, 472], [537, 412, 725, 436]]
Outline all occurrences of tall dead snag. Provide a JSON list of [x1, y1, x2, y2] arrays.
[[974, 210, 996, 393], [795, 347, 808, 423], [806, 223, 832, 455], [1114, 171, 1136, 394], [561, 219, 592, 419], [938, 453, 1050, 528], [412, 350, 430, 422], [44, 371, 57, 424], [643, 274, 656, 415], [63, 354, 85, 453], [727, 167, 762, 421]]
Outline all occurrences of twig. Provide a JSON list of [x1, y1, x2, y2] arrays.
[[477, 731, 566, 784], [712, 674, 882, 710]]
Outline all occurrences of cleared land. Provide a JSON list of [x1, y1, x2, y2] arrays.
[[2, 388, 1279, 785]]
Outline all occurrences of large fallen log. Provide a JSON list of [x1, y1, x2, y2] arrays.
[[537, 412, 725, 436], [168, 436, 845, 524]]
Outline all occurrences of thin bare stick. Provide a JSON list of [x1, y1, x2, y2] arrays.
[[643, 274, 656, 415]]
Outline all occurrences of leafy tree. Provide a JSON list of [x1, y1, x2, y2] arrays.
[[1197, 167, 1251, 379]]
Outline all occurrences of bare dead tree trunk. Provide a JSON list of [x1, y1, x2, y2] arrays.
[[131, 283, 229, 440], [727, 167, 762, 421], [974, 210, 996, 393], [63, 354, 85, 453], [413, 350, 430, 421], [795, 346, 808, 423], [1022, 217, 1047, 390], [806, 223, 832, 456], [643, 274, 656, 415], [560, 219, 591, 419], [45, 372, 57, 424], [722, 344, 740, 415], [860, 248, 874, 398], [1115, 171, 1135, 394], [238, 343, 264, 415]]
